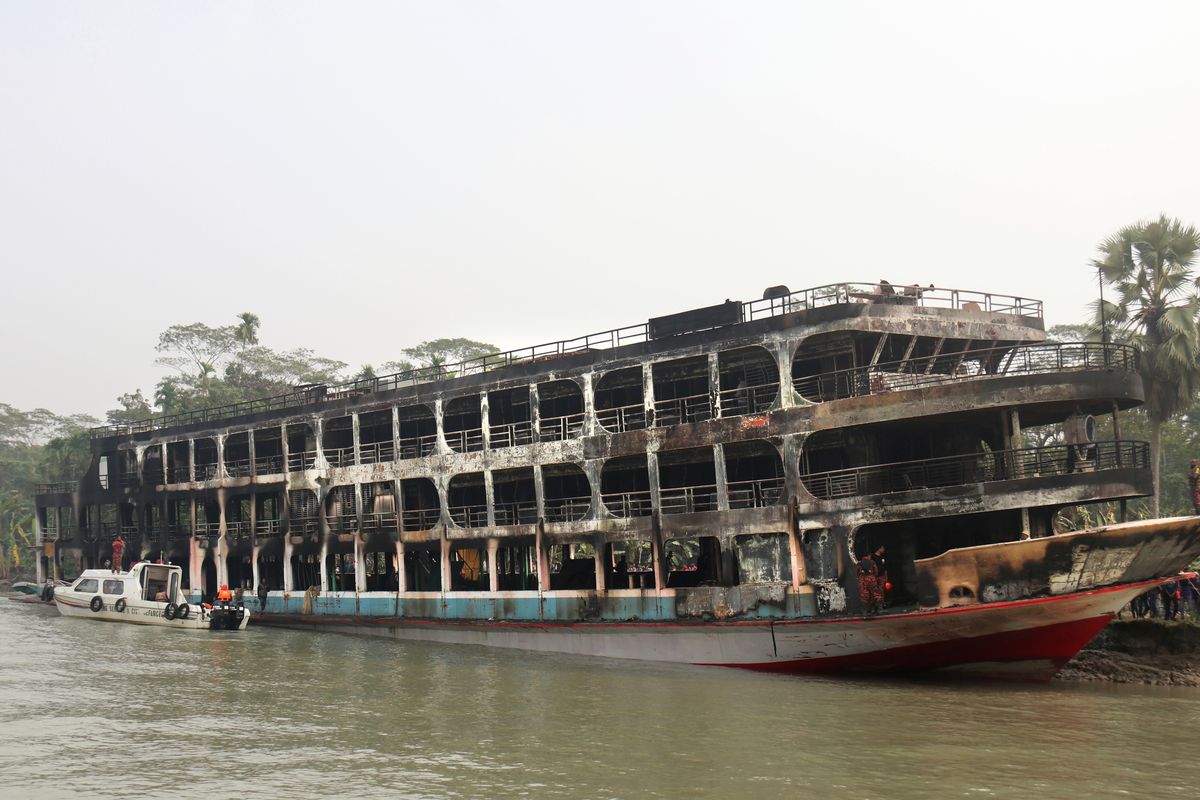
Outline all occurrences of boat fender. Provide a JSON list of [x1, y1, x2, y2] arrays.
[[177, 602, 190, 620], [236, 609, 245, 626], [89, 596, 103, 613], [163, 602, 177, 621], [114, 598, 127, 613], [41, 584, 54, 602]]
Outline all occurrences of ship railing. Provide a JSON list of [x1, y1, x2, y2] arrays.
[[401, 507, 441, 531], [287, 450, 319, 472], [193, 522, 222, 539], [800, 440, 1149, 500], [225, 458, 253, 478], [493, 501, 538, 527], [717, 383, 779, 417], [254, 455, 284, 475], [488, 421, 534, 450], [254, 519, 282, 538], [35, 481, 78, 495], [289, 517, 319, 537], [654, 393, 715, 428], [328, 514, 358, 535], [793, 341, 1138, 403], [119, 525, 138, 538], [325, 446, 355, 469], [119, 471, 139, 489], [543, 496, 591, 523], [167, 468, 188, 484], [445, 428, 485, 453], [743, 282, 1043, 321], [659, 485, 720, 515], [226, 521, 253, 543], [601, 490, 653, 518], [727, 477, 786, 509], [398, 434, 439, 460], [538, 413, 585, 442], [596, 403, 649, 434], [448, 504, 489, 528], [195, 462, 220, 482], [359, 440, 395, 465], [166, 523, 191, 538], [361, 511, 397, 533]]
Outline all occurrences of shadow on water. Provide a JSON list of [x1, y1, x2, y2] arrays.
[[1, 599, 1198, 799]]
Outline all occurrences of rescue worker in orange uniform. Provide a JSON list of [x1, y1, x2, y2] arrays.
[[216, 584, 233, 603]]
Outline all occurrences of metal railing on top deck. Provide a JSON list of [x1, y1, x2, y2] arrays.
[[800, 439, 1149, 501], [35, 481, 79, 495], [793, 341, 1137, 403], [88, 281, 1043, 439]]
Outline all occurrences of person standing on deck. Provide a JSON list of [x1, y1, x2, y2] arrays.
[[873, 546, 889, 606], [110, 535, 125, 573], [257, 578, 269, 612], [857, 550, 883, 613]]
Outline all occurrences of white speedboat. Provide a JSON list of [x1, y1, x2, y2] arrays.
[[53, 562, 249, 631]]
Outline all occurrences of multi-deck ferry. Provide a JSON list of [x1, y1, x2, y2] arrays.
[[33, 282, 1200, 678]]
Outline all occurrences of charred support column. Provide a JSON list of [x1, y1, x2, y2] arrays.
[[189, 498, 201, 593], [1007, 408, 1030, 535], [713, 443, 730, 511], [188, 439, 196, 483], [708, 352, 721, 418], [775, 341, 794, 410], [580, 373, 598, 437], [391, 406, 401, 463], [34, 515, 45, 584], [313, 417, 327, 470], [650, 512, 665, 592], [433, 398, 450, 455], [160, 442, 168, 485], [593, 533, 606, 593], [439, 528, 452, 594], [487, 538, 499, 592], [318, 537, 329, 593], [484, 470, 496, 528], [642, 363, 655, 427], [216, 486, 229, 588], [532, 465, 546, 524], [395, 538, 406, 593], [247, 429, 257, 477], [351, 412, 361, 466], [282, 534, 294, 593], [280, 424, 290, 476], [535, 519, 551, 592], [354, 482, 366, 590], [480, 391, 491, 451], [216, 434, 226, 480], [787, 500, 806, 590], [529, 383, 541, 441]]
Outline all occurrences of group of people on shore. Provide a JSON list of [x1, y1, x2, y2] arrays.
[[1125, 577, 1200, 621]]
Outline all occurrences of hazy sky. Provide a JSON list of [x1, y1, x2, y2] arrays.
[[2, 1, 1198, 420]]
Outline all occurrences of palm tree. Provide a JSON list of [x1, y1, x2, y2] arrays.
[[235, 312, 261, 349], [1092, 215, 1200, 516]]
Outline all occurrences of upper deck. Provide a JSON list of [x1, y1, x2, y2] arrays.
[[88, 281, 1043, 444]]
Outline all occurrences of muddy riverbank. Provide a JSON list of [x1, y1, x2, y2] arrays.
[[1058, 619, 1200, 686]]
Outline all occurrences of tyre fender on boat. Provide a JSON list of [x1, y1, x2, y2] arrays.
[[177, 602, 190, 620], [163, 602, 177, 621], [114, 598, 127, 613], [89, 596, 103, 613]]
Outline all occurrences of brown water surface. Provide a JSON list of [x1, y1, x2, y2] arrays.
[[2, 600, 1198, 799]]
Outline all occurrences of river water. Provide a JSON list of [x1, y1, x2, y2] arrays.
[[2, 600, 1198, 799]]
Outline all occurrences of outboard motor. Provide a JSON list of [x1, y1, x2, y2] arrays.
[[208, 598, 246, 631], [40, 583, 56, 603]]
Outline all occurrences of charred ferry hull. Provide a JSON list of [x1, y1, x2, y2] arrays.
[[252, 579, 1160, 681]]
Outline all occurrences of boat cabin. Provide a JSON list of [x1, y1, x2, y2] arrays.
[[69, 563, 185, 605]]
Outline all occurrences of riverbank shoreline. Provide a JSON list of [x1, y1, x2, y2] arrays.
[[1057, 618, 1200, 686]]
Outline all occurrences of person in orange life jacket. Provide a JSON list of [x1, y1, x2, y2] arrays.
[[216, 584, 233, 603], [110, 536, 125, 573]]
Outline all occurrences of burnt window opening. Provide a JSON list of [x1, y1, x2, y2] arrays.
[[326, 549, 357, 592], [118, 450, 138, 489], [225, 494, 252, 544], [288, 489, 320, 539], [359, 409, 394, 464], [98, 455, 110, 490], [724, 440, 784, 509], [255, 492, 283, 538], [800, 529, 838, 583], [718, 346, 779, 417], [497, 540, 538, 590], [194, 438, 218, 481], [595, 367, 647, 433], [118, 502, 136, 540], [542, 463, 591, 523], [657, 447, 718, 515], [735, 533, 792, 584], [142, 503, 162, 542], [488, 387, 533, 450], [403, 543, 442, 592], [363, 548, 398, 592], [257, 538, 285, 590], [362, 481, 398, 535], [493, 468, 537, 526], [225, 432, 251, 478], [253, 428, 283, 475], [444, 395, 484, 453], [196, 494, 220, 539], [168, 499, 191, 538], [326, 485, 358, 535], [167, 441, 190, 483], [538, 379, 584, 441], [601, 455, 652, 518], [605, 540, 654, 590], [400, 478, 440, 531], [227, 554, 254, 591], [653, 356, 713, 427], [449, 543, 488, 591], [323, 416, 355, 468], [143, 447, 163, 486], [287, 423, 318, 471], [549, 543, 595, 590], [792, 336, 857, 402], [397, 404, 437, 459], [664, 537, 727, 587], [291, 550, 322, 592], [447, 473, 487, 528]]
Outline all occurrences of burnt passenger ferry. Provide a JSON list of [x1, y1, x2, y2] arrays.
[[33, 282, 1200, 679]]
